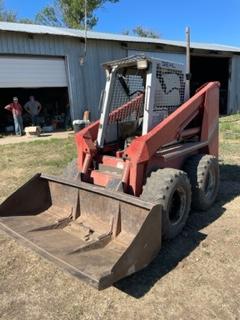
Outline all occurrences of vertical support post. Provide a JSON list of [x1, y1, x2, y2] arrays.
[[97, 67, 117, 148], [142, 62, 157, 135], [65, 55, 75, 121], [185, 26, 191, 100]]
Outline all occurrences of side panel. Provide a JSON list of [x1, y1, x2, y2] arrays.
[[228, 55, 240, 114], [142, 60, 186, 134]]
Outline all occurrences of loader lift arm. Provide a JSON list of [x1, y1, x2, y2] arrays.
[[122, 82, 219, 195], [125, 82, 219, 163]]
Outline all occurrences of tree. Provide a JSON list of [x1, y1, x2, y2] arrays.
[[0, 0, 34, 24], [18, 18, 34, 24], [35, 0, 119, 29], [36, 5, 63, 27], [123, 26, 160, 39], [0, 0, 17, 22]]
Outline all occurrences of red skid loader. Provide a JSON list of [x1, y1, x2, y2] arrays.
[[0, 55, 219, 290]]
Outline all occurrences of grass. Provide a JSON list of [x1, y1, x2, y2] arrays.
[[219, 114, 240, 163], [216, 114, 240, 182], [0, 137, 76, 202], [219, 113, 240, 139], [219, 112, 240, 123]]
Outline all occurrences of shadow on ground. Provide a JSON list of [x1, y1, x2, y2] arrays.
[[115, 163, 240, 298]]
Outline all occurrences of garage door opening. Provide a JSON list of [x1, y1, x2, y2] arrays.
[[190, 56, 230, 114], [0, 56, 72, 134], [0, 87, 70, 133]]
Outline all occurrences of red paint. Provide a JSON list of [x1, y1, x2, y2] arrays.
[[75, 82, 220, 197]]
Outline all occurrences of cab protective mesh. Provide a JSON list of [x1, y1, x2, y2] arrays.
[[154, 63, 185, 116], [108, 71, 145, 123]]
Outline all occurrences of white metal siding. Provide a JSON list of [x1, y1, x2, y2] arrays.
[[0, 56, 68, 88]]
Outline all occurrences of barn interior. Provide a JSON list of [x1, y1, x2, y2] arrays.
[[190, 56, 230, 114], [0, 87, 69, 133]]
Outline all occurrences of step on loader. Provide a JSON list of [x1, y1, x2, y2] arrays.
[[0, 55, 220, 290]]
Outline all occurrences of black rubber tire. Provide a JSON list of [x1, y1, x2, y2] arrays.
[[61, 159, 79, 179], [141, 168, 191, 240], [183, 154, 219, 211]]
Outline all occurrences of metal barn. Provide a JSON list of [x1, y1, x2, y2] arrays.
[[0, 21, 240, 130]]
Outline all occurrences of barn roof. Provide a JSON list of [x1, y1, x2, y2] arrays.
[[0, 21, 240, 53]]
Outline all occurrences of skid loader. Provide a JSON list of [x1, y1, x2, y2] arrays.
[[0, 55, 220, 290]]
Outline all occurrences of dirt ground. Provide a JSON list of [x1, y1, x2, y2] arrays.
[[0, 131, 74, 146], [0, 132, 240, 319]]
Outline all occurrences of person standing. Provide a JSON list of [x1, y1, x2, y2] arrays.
[[4, 97, 23, 136], [24, 96, 42, 126]]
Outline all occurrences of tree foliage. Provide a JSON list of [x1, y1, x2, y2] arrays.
[[123, 26, 160, 38], [36, 5, 63, 27], [0, 0, 160, 40], [35, 0, 119, 29], [0, 0, 17, 22], [0, 0, 34, 24], [18, 18, 34, 24]]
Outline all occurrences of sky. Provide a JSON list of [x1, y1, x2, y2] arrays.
[[4, 0, 240, 46]]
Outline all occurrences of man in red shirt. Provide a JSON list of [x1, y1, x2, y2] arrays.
[[4, 97, 24, 136]]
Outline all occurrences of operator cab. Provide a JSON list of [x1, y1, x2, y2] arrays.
[[97, 55, 186, 152]]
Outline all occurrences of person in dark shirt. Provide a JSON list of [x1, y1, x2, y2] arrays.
[[24, 96, 42, 126]]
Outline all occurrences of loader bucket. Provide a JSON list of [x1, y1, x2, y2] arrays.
[[0, 174, 162, 289]]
